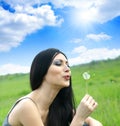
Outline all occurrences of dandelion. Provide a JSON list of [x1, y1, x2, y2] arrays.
[[82, 72, 91, 93], [83, 72, 90, 80]]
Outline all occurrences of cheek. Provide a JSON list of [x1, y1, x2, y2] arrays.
[[49, 68, 61, 78], [48, 66, 61, 75], [45, 67, 62, 81]]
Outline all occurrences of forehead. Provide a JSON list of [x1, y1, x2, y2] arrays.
[[53, 53, 67, 61]]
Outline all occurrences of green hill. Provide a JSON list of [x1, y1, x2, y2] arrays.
[[0, 57, 120, 125]]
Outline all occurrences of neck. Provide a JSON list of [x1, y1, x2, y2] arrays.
[[29, 82, 61, 111], [28, 82, 61, 124]]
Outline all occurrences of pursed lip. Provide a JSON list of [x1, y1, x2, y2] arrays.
[[63, 75, 71, 80]]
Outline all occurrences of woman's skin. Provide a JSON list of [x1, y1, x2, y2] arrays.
[[8, 53, 102, 126]]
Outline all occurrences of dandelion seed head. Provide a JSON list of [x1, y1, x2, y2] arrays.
[[82, 72, 90, 80]]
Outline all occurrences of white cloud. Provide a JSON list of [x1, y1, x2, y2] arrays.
[[69, 46, 120, 66], [0, 64, 30, 75], [0, 3, 63, 52], [0, 0, 120, 52], [4, 0, 120, 25], [65, 0, 120, 25], [70, 38, 82, 43], [86, 33, 112, 42], [72, 46, 87, 53]]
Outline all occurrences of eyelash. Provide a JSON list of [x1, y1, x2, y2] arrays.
[[54, 61, 62, 66], [53, 60, 69, 67]]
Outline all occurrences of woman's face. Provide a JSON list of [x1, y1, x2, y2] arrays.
[[44, 53, 71, 88]]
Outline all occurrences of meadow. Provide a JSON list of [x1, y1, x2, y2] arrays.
[[0, 57, 120, 126]]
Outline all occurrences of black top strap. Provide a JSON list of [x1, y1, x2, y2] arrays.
[[7, 97, 37, 116]]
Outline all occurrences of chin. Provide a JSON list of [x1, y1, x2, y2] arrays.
[[63, 82, 70, 87], [56, 80, 70, 88]]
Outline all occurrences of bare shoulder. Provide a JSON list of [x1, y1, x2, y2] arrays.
[[17, 98, 38, 112], [17, 98, 38, 115], [9, 98, 44, 126]]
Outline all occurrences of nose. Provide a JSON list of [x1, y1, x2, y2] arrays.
[[64, 65, 71, 72]]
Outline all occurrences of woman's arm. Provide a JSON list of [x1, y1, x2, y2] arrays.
[[85, 117, 103, 126], [70, 94, 102, 126]]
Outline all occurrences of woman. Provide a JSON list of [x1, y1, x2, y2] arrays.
[[3, 48, 102, 126]]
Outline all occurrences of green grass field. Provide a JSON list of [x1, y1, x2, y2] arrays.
[[0, 57, 120, 126]]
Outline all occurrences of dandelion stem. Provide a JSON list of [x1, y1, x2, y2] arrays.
[[85, 80, 88, 93]]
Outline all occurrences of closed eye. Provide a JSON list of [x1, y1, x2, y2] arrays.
[[52, 59, 69, 67], [53, 60, 62, 66]]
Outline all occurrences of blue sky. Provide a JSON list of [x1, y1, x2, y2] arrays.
[[0, 0, 120, 75]]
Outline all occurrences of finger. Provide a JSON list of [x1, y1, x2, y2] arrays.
[[93, 101, 98, 108], [81, 94, 90, 102], [85, 95, 98, 111], [87, 96, 94, 103], [86, 95, 97, 105], [89, 101, 98, 111]]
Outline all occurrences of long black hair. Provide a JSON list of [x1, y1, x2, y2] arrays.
[[30, 48, 76, 126]]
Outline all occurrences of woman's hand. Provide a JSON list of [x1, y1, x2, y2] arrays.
[[70, 94, 100, 126], [76, 94, 98, 120]]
